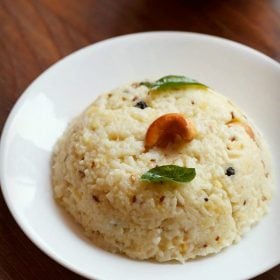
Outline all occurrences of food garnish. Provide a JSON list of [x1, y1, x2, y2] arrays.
[[145, 113, 195, 150], [135, 101, 148, 109], [225, 167, 235, 176], [141, 165, 196, 183], [141, 75, 207, 93]]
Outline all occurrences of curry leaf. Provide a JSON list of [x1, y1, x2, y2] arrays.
[[141, 165, 196, 183], [141, 75, 207, 93]]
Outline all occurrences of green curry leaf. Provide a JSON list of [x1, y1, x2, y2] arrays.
[[141, 75, 207, 93], [140, 165, 196, 183]]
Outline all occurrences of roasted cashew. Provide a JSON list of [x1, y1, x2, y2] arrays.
[[145, 113, 196, 150]]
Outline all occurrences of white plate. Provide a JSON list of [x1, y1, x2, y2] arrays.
[[0, 32, 279, 280]]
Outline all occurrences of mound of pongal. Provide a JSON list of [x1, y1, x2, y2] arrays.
[[52, 75, 272, 262]]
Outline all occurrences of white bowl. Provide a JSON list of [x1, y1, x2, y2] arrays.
[[0, 32, 279, 280]]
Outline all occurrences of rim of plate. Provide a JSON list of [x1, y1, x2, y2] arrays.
[[0, 31, 279, 280]]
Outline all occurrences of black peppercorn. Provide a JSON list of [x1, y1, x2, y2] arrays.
[[226, 167, 235, 176], [135, 101, 148, 109]]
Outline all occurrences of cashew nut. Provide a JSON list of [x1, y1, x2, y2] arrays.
[[145, 113, 196, 150]]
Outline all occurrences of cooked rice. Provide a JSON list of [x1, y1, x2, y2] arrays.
[[52, 81, 272, 262]]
